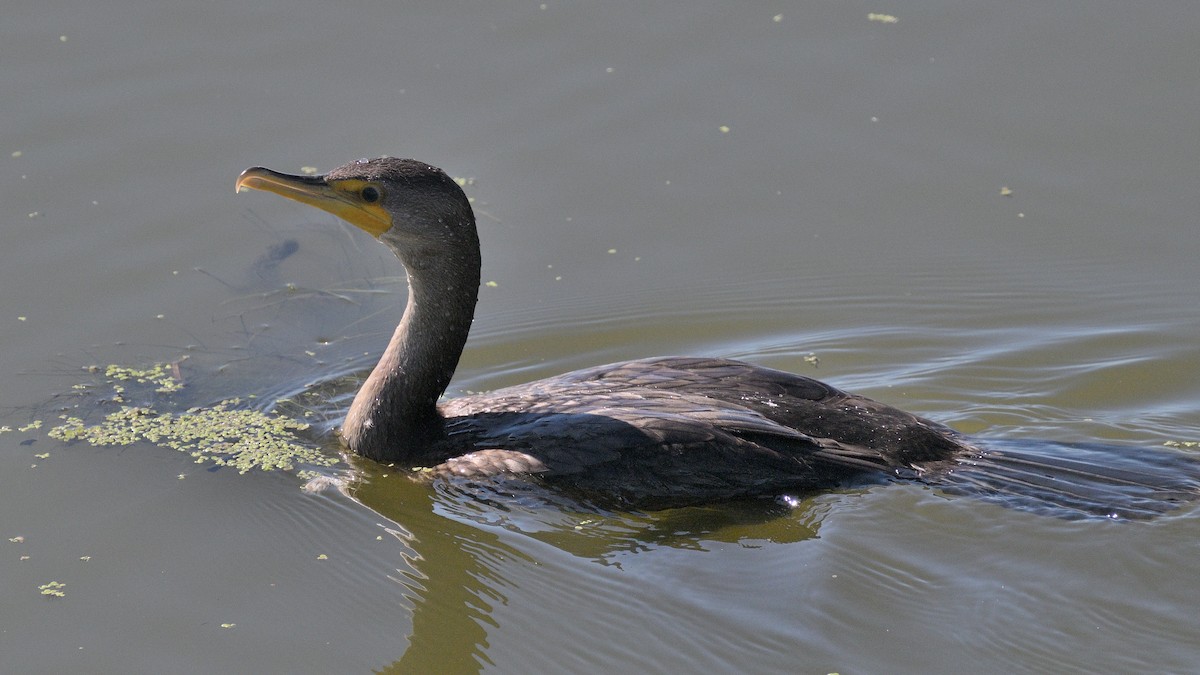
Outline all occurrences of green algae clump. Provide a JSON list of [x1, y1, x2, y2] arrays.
[[50, 400, 334, 474], [47, 361, 338, 475], [103, 363, 183, 393]]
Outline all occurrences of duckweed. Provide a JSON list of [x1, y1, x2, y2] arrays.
[[46, 361, 339, 475], [102, 363, 183, 393], [50, 400, 335, 473]]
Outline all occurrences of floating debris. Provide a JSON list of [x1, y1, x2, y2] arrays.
[[39, 581, 66, 598], [868, 13, 898, 24], [300, 473, 344, 492]]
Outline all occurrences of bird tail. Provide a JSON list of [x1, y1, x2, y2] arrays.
[[923, 439, 1200, 519]]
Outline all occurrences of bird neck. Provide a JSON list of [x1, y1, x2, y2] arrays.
[[342, 240, 481, 462]]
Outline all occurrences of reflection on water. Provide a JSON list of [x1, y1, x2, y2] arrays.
[[343, 453, 832, 673]]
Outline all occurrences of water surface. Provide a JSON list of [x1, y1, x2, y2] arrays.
[[2, 1, 1198, 672]]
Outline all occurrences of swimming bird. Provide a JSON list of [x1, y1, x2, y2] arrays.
[[237, 157, 1197, 512]]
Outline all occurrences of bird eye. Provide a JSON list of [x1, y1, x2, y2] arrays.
[[361, 185, 381, 203]]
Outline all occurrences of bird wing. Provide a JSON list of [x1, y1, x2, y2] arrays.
[[436, 363, 896, 503]]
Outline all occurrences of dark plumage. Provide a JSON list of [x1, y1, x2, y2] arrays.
[[436, 357, 971, 504], [237, 157, 1199, 513]]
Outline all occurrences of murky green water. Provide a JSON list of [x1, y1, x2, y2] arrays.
[[3, 1, 1199, 672]]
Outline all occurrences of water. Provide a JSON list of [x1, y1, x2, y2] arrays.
[[3, 1, 1199, 672]]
